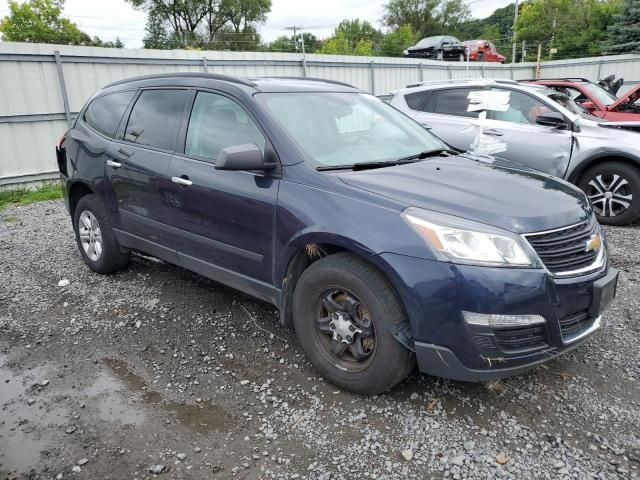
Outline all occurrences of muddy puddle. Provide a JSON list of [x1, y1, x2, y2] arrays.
[[0, 355, 68, 474], [95, 357, 231, 433]]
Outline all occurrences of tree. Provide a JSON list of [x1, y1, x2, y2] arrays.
[[605, 0, 640, 53], [268, 32, 320, 53], [516, 0, 619, 60], [381, 25, 415, 56], [127, 0, 271, 50], [0, 0, 114, 46], [318, 19, 382, 55], [383, 0, 471, 40]]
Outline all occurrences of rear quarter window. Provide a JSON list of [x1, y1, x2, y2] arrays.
[[83, 91, 135, 138], [404, 91, 429, 111]]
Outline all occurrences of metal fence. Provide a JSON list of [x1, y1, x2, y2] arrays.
[[1, 42, 640, 186]]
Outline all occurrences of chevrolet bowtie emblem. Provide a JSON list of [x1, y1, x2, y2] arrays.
[[585, 233, 602, 252]]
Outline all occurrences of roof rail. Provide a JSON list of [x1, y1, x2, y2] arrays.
[[518, 77, 592, 83], [405, 77, 518, 88], [104, 72, 256, 89], [251, 76, 357, 89]]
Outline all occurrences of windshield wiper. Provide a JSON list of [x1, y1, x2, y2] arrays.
[[316, 148, 452, 171]]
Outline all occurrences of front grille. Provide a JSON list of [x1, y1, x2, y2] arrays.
[[525, 218, 601, 275], [559, 310, 594, 340], [493, 325, 548, 353]]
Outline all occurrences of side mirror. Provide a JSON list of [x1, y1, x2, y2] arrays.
[[536, 111, 568, 129], [581, 101, 597, 111], [214, 144, 274, 171]]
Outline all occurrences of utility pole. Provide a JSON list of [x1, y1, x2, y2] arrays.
[[511, 0, 519, 63], [286, 26, 307, 77], [521, 40, 526, 62]]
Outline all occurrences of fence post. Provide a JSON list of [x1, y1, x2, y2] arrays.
[[447, 64, 452, 79], [369, 61, 375, 94], [418, 62, 424, 82], [202, 57, 208, 72], [301, 56, 308, 77], [597, 60, 603, 80], [481, 64, 485, 78], [53, 50, 72, 127]]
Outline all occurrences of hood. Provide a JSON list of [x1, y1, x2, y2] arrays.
[[598, 120, 640, 132], [337, 155, 592, 234], [609, 84, 640, 111]]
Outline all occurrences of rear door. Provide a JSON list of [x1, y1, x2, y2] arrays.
[[413, 87, 482, 150], [167, 90, 279, 290], [108, 88, 188, 245]]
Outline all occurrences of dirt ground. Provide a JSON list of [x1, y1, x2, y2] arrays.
[[1, 200, 639, 480]]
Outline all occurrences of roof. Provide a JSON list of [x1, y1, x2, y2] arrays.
[[102, 72, 360, 94], [404, 78, 518, 89]]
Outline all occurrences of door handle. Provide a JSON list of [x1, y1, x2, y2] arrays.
[[172, 176, 193, 187], [484, 129, 504, 136], [106, 160, 122, 168], [117, 147, 133, 158]]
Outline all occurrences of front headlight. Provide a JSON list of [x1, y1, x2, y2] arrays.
[[401, 208, 539, 267]]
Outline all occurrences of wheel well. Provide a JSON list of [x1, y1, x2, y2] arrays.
[[569, 155, 640, 184], [68, 182, 94, 219]]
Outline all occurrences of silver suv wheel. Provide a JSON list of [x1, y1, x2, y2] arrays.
[[586, 173, 632, 217], [78, 210, 103, 261]]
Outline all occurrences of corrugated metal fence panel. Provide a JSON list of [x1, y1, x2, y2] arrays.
[[0, 120, 67, 182], [1, 42, 640, 185]]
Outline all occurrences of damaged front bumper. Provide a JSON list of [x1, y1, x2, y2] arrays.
[[378, 253, 618, 382]]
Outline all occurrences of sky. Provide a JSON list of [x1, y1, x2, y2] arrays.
[[0, 0, 515, 48]]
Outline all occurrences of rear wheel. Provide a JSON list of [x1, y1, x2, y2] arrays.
[[292, 253, 415, 395], [73, 194, 130, 273], [577, 162, 640, 225]]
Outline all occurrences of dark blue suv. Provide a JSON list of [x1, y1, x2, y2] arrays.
[[56, 73, 618, 394]]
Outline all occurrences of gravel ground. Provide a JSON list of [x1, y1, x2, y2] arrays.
[[0, 199, 639, 480]]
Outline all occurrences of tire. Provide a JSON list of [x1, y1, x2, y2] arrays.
[[577, 162, 640, 225], [73, 194, 130, 273], [292, 253, 415, 395]]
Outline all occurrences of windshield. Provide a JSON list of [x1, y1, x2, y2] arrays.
[[582, 83, 618, 106], [417, 36, 443, 47], [256, 92, 445, 168]]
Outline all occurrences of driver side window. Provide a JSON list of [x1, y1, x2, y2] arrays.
[[185, 92, 265, 162], [487, 88, 552, 125]]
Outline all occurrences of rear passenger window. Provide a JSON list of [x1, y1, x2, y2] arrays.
[[83, 91, 135, 138], [125, 89, 186, 150], [434, 88, 480, 118], [404, 91, 429, 111], [185, 92, 265, 161]]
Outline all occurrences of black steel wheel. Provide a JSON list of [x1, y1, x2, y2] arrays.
[[292, 253, 415, 394]]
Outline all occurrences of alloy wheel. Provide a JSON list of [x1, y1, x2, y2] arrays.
[[78, 210, 103, 261], [585, 173, 633, 217], [314, 289, 376, 372]]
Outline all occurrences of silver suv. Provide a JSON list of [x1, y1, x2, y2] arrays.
[[390, 79, 640, 225]]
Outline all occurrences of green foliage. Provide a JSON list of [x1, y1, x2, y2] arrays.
[[0, 0, 117, 46], [383, 0, 471, 39], [605, 0, 640, 53], [381, 24, 415, 56], [318, 19, 382, 55], [0, 182, 62, 210], [267, 32, 320, 53], [130, 0, 271, 50], [516, 0, 620, 60]]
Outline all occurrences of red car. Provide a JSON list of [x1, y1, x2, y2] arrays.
[[530, 78, 640, 121], [462, 40, 506, 63]]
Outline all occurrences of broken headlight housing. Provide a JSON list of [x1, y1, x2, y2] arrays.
[[401, 208, 540, 267]]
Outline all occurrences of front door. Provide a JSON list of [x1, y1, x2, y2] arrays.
[[108, 88, 188, 245], [167, 90, 279, 292]]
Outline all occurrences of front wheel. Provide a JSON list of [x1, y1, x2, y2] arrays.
[[578, 162, 640, 225], [292, 253, 415, 395]]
